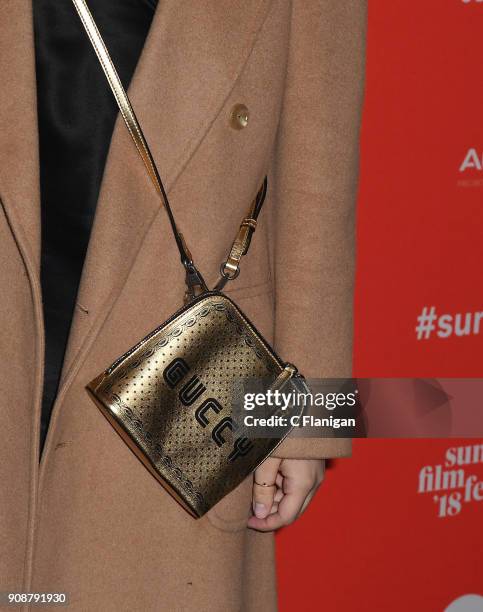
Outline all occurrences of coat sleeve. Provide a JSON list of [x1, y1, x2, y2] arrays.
[[270, 0, 368, 459]]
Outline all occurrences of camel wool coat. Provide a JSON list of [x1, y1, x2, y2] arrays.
[[0, 1, 367, 610]]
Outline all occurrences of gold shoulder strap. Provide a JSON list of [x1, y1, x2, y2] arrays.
[[71, 0, 267, 298]]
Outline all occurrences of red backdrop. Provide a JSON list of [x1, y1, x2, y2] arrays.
[[277, 1, 483, 609]]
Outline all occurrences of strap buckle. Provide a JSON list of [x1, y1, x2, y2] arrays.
[[214, 178, 268, 292]]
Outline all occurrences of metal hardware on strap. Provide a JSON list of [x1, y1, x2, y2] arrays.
[[184, 264, 209, 304], [214, 177, 268, 291], [268, 363, 299, 394]]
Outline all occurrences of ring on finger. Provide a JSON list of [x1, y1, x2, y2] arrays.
[[254, 480, 277, 488]]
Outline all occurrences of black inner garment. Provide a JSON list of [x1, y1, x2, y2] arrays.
[[33, 0, 158, 457]]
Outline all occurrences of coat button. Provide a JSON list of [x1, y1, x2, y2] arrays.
[[230, 103, 249, 129]]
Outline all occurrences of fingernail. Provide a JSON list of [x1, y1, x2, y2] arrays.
[[254, 503, 266, 518]]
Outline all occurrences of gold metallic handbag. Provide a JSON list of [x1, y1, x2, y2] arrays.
[[73, 0, 308, 518]]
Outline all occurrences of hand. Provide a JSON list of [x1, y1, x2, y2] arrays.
[[247, 458, 325, 531]]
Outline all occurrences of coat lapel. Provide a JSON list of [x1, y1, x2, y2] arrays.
[[0, 0, 41, 270], [60, 0, 273, 378]]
